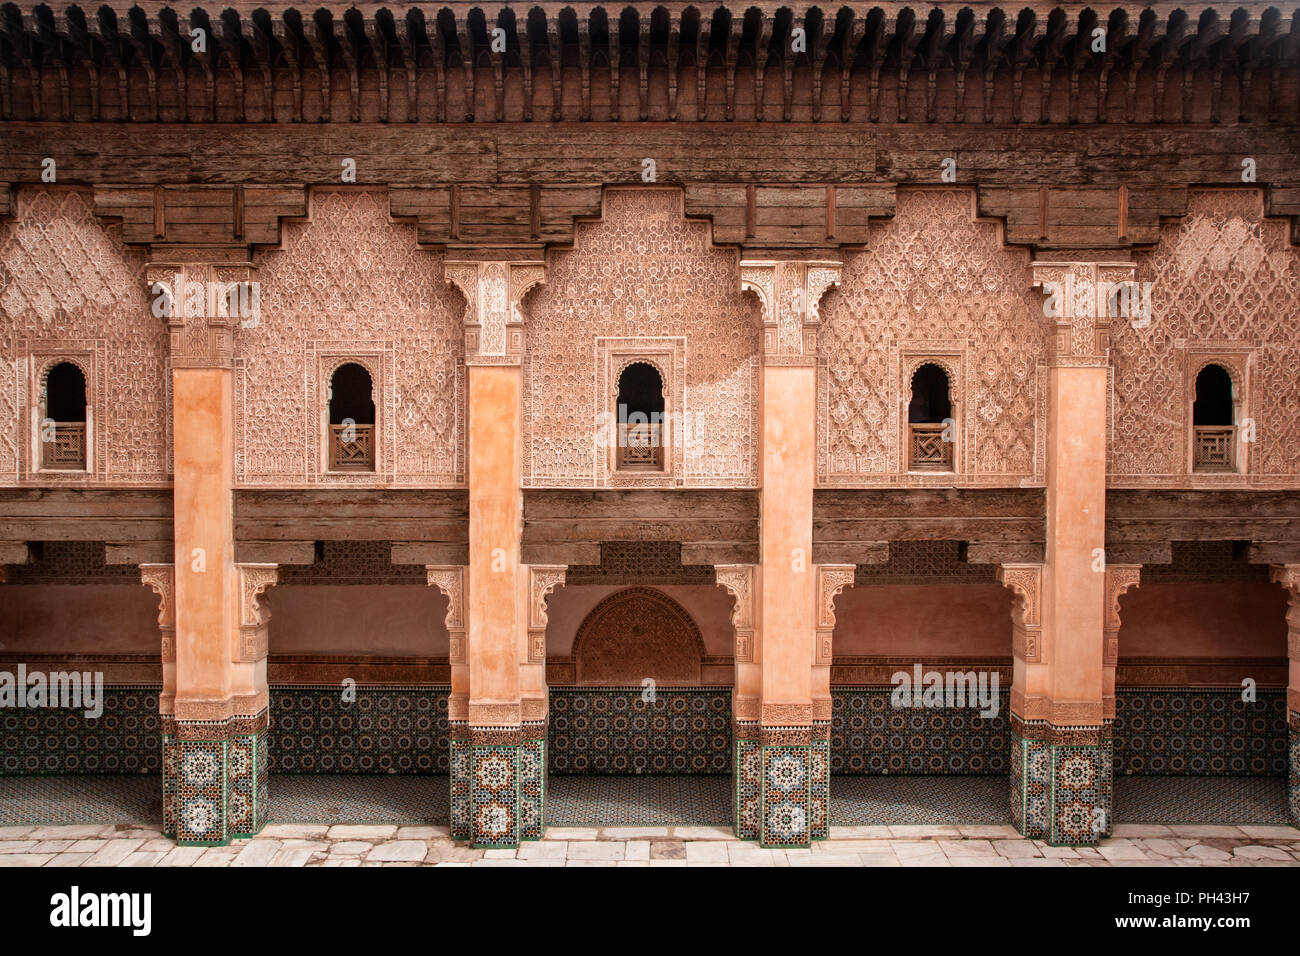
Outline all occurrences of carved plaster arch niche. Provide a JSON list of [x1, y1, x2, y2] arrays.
[[522, 184, 761, 489], [31, 353, 98, 475], [572, 587, 706, 685], [1184, 351, 1253, 478], [899, 351, 966, 475]]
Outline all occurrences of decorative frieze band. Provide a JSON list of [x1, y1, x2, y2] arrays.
[[444, 260, 545, 363]]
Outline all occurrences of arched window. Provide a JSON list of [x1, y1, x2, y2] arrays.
[[616, 362, 664, 470], [907, 363, 953, 471], [1192, 364, 1235, 472], [328, 363, 375, 472], [42, 362, 87, 470]]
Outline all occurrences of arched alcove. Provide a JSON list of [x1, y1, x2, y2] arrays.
[[573, 587, 705, 684], [1192, 363, 1235, 472]]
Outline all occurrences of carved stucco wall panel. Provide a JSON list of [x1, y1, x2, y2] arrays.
[[238, 189, 465, 486], [573, 586, 707, 685], [524, 188, 760, 488], [818, 187, 1046, 486], [0, 188, 169, 484], [1113, 190, 1300, 487]]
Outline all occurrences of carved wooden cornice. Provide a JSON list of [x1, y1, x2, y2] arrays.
[[2, 5, 1295, 127]]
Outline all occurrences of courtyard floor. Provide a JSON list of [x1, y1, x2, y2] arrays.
[[0, 821, 1297, 867], [0, 773, 1289, 827]]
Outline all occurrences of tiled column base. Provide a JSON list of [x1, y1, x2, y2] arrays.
[[162, 711, 269, 846], [763, 726, 817, 848], [467, 727, 527, 849], [519, 726, 546, 841], [1010, 717, 1112, 847], [449, 724, 471, 841], [734, 721, 761, 841], [810, 727, 830, 841], [1289, 715, 1299, 826], [735, 723, 824, 847]]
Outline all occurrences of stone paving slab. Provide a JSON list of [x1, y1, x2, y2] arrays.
[[0, 823, 1295, 867]]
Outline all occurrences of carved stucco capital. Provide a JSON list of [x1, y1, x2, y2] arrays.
[[527, 565, 566, 664], [145, 262, 256, 369], [997, 563, 1044, 664], [139, 563, 175, 663], [714, 564, 756, 663], [815, 564, 856, 666], [1031, 260, 1136, 365], [1103, 564, 1142, 666], [236, 563, 278, 663], [740, 259, 841, 358], [1270, 565, 1300, 667], [444, 260, 545, 362], [426, 566, 467, 664]]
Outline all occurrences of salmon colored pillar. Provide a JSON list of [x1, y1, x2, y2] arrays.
[[736, 260, 840, 847], [446, 260, 546, 848], [149, 261, 274, 846], [1006, 261, 1133, 845], [1268, 566, 1300, 825]]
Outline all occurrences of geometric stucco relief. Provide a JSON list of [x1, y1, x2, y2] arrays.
[[1113, 189, 1300, 487], [523, 188, 760, 487], [0, 188, 170, 485], [573, 586, 706, 685], [237, 189, 465, 486], [818, 188, 1047, 486]]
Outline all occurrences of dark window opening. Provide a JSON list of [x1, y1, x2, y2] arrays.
[[328, 363, 375, 472], [42, 362, 86, 470], [616, 362, 664, 469], [1192, 364, 1235, 472], [907, 363, 953, 472]]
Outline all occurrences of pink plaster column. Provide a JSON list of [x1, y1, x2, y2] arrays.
[[149, 261, 274, 846], [446, 260, 546, 847], [1268, 566, 1300, 825], [737, 260, 840, 846], [1004, 261, 1133, 845]]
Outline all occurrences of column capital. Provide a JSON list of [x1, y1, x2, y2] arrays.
[[145, 261, 258, 369], [1269, 563, 1300, 595], [740, 259, 841, 364], [1030, 260, 1138, 367], [426, 565, 468, 721], [814, 564, 855, 667], [526, 565, 566, 665], [140, 563, 176, 662], [444, 260, 545, 365], [997, 562, 1044, 664], [235, 563, 279, 664], [714, 564, 756, 663]]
